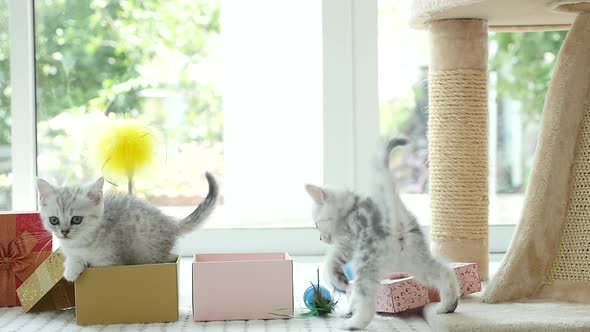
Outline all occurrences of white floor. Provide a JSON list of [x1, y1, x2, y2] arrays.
[[0, 256, 436, 332]]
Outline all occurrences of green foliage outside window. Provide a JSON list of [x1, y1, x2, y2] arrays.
[[0, 0, 222, 209], [380, 31, 566, 194]]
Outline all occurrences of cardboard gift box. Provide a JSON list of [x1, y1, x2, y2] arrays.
[[193, 253, 294, 321], [347, 276, 430, 313], [346, 262, 481, 312], [428, 262, 482, 302], [17, 250, 179, 325], [0, 212, 52, 307]]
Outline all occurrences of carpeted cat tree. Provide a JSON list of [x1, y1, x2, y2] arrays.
[[411, 0, 590, 330]]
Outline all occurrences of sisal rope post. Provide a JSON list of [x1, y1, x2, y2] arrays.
[[428, 19, 489, 280]]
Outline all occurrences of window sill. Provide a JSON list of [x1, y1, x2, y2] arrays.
[[176, 225, 514, 256]]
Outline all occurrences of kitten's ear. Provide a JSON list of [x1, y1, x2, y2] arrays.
[[87, 177, 104, 205], [305, 184, 327, 205], [36, 178, 55, 199]]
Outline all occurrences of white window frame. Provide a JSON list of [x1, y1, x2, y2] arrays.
[[8, 0, 513, 256], [8, 0, 37, 211], [322, 0, 380, 194]]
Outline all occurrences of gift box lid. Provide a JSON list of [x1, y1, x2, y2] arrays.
[[16, 250, 75, 312]]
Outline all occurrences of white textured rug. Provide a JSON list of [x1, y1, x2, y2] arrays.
[[0, 257, 431, 332], [0, 307, 430, 332], [423, 290, 590, 332]]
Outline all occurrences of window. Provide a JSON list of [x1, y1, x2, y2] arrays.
[[378, 1, 566, 230], [6, 0, 566, 254], [488, 30, 566, 227], [378, 0, 430, 224], [31, 0, 327, 230], [0, 0, 9, 210], [35, 0, 225, 225], [9, 0, 352, 255], [221, 0, 323, 228]]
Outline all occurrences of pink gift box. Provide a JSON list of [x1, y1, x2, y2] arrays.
[[347, 276, 430, 313], [192, 253, 294, 321], [428, 262, 482, 302]]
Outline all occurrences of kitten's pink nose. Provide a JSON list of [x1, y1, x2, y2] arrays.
[[61, 230, 70, 236]]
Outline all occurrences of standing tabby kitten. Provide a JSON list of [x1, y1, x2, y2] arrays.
[[305, 138, 458, 330], [37, 173, 218, 282]]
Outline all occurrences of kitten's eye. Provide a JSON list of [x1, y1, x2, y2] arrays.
[[71, 216, 83, 225], [49, 216, 60, 225]]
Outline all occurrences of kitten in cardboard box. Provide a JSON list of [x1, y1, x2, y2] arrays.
[[36, 173, 218, 281]]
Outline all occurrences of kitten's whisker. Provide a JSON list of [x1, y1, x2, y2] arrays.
[[24, 231, 52, 237], [31, 240, 54, 264], [18, 236, 51, 246], [105, 178, 119, 187]]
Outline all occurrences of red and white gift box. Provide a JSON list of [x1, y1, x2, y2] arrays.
[[346, 262, 481, 313], [347, 275, 430, 313], [428, 262, 482, 302]]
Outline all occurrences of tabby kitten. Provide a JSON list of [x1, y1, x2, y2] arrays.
[[305, 139, 458, 330], [37, 173, 218, 282]]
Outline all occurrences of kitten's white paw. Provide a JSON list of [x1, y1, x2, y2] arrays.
[[339, 309, 374, 331], [436, 296, 459, 314], [340, 317, 369, 331], [338, 308, 353, 319], [63, 266, 83, 282]]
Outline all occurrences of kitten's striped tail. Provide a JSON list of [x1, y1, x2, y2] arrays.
[[384, 137, 408, 167], [177, 172, 219, 235]]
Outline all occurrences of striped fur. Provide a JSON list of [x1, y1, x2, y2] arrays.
[[306, 138, 459, 330], [36, 173, 218, 282]]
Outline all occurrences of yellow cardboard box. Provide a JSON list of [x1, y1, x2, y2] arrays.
[[17, 251, 179, 325]]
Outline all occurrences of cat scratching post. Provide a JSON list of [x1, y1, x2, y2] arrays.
[[411, 1, 590, 331], [484, 6, 590, 303], [427, 19, 489, 280]]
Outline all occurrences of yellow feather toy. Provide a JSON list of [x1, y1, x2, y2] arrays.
[[95, 118, 156, 194]]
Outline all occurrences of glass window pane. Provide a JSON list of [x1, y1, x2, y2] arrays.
[[378, 0, 430, 224], [222, 0, 322, 228], [0, 0, 10, 210], [34, 0, 224, 223], [489, 30, 565, 225], [34, 0, 322, 228]]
